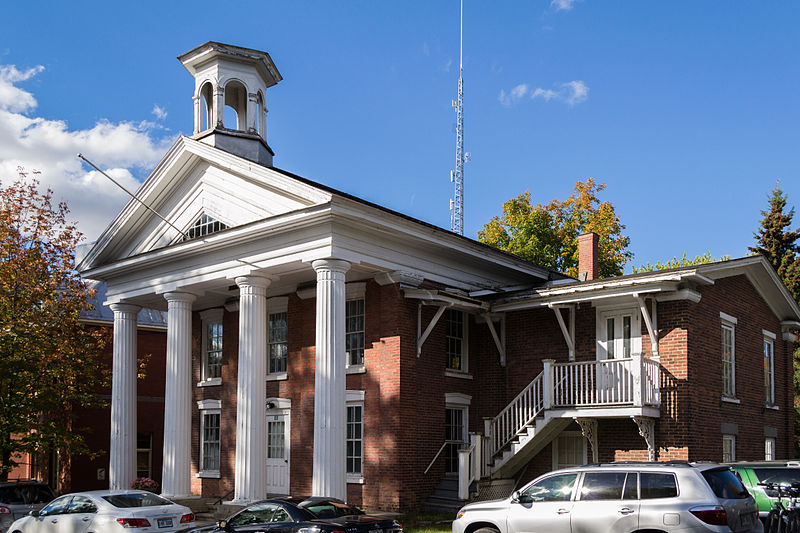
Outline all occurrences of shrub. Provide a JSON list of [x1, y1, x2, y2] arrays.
[[130, 477, 160, 493]]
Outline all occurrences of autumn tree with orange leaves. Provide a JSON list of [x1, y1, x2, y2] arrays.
[[478, 178, 632, 278], [0, 170, 107, 481]]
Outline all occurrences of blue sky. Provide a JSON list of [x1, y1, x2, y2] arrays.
[[1, 1, 798, 272]]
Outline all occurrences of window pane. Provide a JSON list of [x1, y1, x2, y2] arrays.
[[640, 473, 678, 499], [268, 421, 285, 459], [607, 318, 615, 358], [702, 469, 749, 499], [721, 325, 734, 397], [202, 413, 221, 471], [580, 472, 626, 500], [269, 312, 288, 374], [764, 339, 774, 404], [346, 405, 363, 475], [521, 474, 578, 502], [446, 310, 465, 370], [622, 316, 631, 357], [346, 299, 365, 366]]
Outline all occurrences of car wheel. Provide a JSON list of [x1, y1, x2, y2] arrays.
[[473, 528, 500, 533]]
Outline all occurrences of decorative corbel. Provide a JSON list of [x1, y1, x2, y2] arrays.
[[634, 295, 659, 357], [549, 304, 575, 361], [632, 415, 656, 461], [575, 418, 598, 463], [482, 313, 506, 367], [417, 302, 450, 357]]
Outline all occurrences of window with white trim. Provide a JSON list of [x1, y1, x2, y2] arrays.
[[267, 298, 288, 380], [721, 314, 736, 399], [136, 433, 152, 479], [346, 283, 366, 371], [722, 434, 736, 462], [764, 331, 776, 405], [200, 309, 224, 384], [198, 400, 221, 476], [183, 213, 228, 241], [765, 437, 776, 461], [346, 390, 365, 482], [446, 309, 468, 373]]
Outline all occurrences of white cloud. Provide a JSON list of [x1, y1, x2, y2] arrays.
[[499, 80, 589, 107], [152, 104, 168, 120], [0, 64, 175, 242], [551, 0, 577, 11]]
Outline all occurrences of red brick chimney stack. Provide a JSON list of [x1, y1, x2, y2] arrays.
[[578, 232, 599, 281]]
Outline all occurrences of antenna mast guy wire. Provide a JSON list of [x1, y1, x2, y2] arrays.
[[77, 153, 184, 236]]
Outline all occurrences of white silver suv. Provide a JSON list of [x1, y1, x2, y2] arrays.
[[452, 462, 762, 533]]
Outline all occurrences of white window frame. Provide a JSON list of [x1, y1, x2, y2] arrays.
[[596, 306, 641, 360], [197, 399, 222, 478], [346, 390, 365, 483], [764, 330, 776, 406], [199, 309, 224, 386], [267, 297, 289, 381], [765, 437, 776, 461], [552, 431, 588, 470], [346, 283, 366, 374], [445, 309, 470, 376], [721, 313, 737, 400], [136, 433, 152, 479], [722, 434, 736, 462]]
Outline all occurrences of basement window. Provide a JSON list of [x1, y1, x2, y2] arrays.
[[183, 214, 228, 241]]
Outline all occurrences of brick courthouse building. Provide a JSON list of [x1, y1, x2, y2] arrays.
[[76, 42, 800, 511]]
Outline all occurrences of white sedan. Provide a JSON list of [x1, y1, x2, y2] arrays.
[[6, 490, 196, 533]]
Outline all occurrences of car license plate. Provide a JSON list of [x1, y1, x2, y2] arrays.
[[158, 517, 173, 528], [740, 512, 754, 527]]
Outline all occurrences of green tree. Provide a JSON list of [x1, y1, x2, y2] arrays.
[[749, 180, 800, 301], [0, 171, 108, 481], [478, 178, 632, 278], [631, 251, 730, 274]]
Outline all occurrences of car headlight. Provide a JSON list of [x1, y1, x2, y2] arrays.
[[456, 510, 466, 520]]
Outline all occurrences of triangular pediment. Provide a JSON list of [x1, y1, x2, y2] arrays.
[[79, 136, 332, 270]]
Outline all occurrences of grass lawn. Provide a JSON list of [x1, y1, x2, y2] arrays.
[[398, 512, 454, 533]]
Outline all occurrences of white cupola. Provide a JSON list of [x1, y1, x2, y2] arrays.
[[179, 42, 282, 166]]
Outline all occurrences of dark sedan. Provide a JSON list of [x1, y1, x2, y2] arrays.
[[191, 497, 403, 533]]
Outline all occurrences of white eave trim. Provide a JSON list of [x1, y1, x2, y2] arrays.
[[492, 281, 682, 312], [404, 288, 489, 311]]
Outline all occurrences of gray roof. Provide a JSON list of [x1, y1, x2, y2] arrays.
[[82, 281, 167, 327]]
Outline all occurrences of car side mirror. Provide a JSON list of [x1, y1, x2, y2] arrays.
[[29, 510, 40, 517], [511, 490, 521, 503]]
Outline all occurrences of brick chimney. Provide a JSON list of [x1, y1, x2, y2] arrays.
[[578, 232, 599, 281]]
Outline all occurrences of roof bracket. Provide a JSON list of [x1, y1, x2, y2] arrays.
[[483, 313, 506, 367], [549, 304, 575, 361], [635, 294, 659, 357], [417, 302, 450, 357]]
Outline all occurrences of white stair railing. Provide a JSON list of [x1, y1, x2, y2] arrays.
[[485, 371, 544, 459], [457, 433, 483, 500]]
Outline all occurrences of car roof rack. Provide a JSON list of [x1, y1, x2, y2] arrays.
[[582, 461, 697, 468]]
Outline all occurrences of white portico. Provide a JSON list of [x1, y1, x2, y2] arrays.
[[77, 42, 554, 504]]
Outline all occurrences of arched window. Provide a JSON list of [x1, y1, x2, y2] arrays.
[[200, 82, 213, 131], [224, 80, 247, 131]]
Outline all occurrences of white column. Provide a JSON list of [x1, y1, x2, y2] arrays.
[[246, 93, 258, 134], [108, 303, 141, 490], [311, 259, 350, 500], [192, 95, 201, 135], [232, 276, 270, 504], [161, 292, 196, 499]]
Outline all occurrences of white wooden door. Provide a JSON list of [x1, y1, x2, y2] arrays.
[[266, 411, 290, 495], [597, 309, 640, 403]]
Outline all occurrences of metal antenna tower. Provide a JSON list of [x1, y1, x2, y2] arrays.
[[450, 0, 466, 235]]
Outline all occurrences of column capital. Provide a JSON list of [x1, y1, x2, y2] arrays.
[[311, 259, 351, 274], [164, 292, 197, 304], [234, 275, 272, 290], [109, 303, 141, 315]]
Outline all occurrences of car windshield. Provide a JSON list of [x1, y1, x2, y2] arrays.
[[102, 493, 173, 508], [703, 468, 750, 499], [752, 468, 800, 497], [0, 484, 55, 504], [300, 499, 363, 518]]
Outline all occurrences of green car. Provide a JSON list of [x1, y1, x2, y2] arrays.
[[730, 461, 800, 520]]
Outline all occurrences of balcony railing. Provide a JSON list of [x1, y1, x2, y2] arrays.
[[484, 355, 660, 460]]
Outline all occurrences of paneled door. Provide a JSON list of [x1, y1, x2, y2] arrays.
[[266, 411, 290, 495]]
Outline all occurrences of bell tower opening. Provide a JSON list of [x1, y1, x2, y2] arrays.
[[179, 42, 282, 166]]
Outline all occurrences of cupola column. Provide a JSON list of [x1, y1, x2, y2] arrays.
[[311, 259, 351, 500], [192, 95, 202, 135], [247, 92, 258, 134], [232, 275, 271, 504], [213, 86, 225, 128], [161, 291, 196, 499], [108, 303, 141, 491]]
